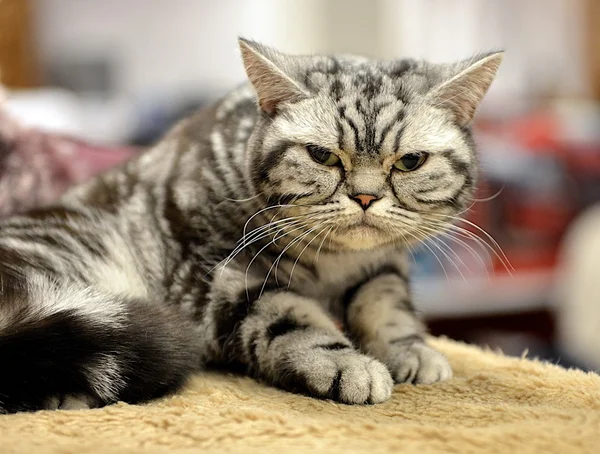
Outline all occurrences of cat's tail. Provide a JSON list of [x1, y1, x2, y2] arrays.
[[0, 274, 201, 413]]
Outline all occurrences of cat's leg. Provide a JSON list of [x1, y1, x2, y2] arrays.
[[204, 269, 393, 404], [343, 269, 452, 384]]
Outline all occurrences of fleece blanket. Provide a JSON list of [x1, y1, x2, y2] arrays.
[[1, 337, 599, 454]]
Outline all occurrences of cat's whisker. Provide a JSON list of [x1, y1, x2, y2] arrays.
[[446, 225, 508, 276], [467, 185, 505, 203], [429, 215, 513, 275], [237, 215, 307, 248], [269, 224, 317, 292], [419, 218, 494, 272], [213, 216, 307, 275], [440, 222, 507, 278], [423, 222, 491, 278], [414, 227, 469, 282], [224, 219, 305, 268], [429, 234, 473, 280], [245, 221, 311, 298], [314, 225, 335, 265], [410, 224, 473, 281], [404, 235, 418, 265], [219, 192, 264, 203], [242, 203, 298, 241], [287, 224, 332, 290], [404, 229, 451, 284], [215, 220, 295, 270], [236, 212, 311, 246], [258, 221, 316, 294]]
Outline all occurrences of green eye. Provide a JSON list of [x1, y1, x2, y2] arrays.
[[393, 152, 428, 171], [306, 144, 341, 166]]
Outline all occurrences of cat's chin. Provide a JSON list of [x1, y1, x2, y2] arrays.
[[329, 224, 396, 251]]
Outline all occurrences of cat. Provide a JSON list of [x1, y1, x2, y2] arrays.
[[0, 39, 502, 413]]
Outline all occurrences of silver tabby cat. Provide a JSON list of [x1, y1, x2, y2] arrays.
[[0, 39, 502, 412]]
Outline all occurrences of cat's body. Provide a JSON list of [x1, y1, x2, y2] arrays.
[[0, 40, 502, 413]]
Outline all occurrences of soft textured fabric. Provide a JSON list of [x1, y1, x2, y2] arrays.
[[1, 337, 598, 454]]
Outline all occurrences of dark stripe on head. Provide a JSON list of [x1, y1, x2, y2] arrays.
[[339, 106, 362, 152], [426, 172, 448, 182], [330, 79, 343, 102], [361, 72, 382, 99], [411, 150, 475, 209], [377, 109, 405, 151], [266, 192, 311, 207], [355, 99, 377, 154], [441, 149, 471, 177], [336, 118, 345, 150], [253, 140, 294, 184], [391, 124, 406, 155], [394, 82, 411, 104], [414, 178, 472, 208], [388, 59, 417, 78]]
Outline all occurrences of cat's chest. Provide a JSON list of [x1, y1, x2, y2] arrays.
[[309, 248, 395, 299]]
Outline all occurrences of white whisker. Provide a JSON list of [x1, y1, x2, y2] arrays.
[[287, 224, 331, 290]]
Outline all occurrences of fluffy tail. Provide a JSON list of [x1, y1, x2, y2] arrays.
[[0, 276, 201, 413]]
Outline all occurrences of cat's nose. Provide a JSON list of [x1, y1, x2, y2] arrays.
[[350, 194, 380, 210]]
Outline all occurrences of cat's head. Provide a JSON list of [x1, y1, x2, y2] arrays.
[[240, 38, 503, 250]]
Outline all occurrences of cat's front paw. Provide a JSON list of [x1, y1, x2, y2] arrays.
[[287, 348, 394, 404], [389, 342, 452, 384]]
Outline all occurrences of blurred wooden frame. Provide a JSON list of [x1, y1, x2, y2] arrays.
[[0, 0, 38, 88], [586, 0, 600, 99]]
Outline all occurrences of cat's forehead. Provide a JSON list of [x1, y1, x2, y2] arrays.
[[273, 58, 449, 156], [302, 56, 434, 103]]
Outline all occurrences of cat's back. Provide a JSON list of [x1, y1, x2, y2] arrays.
[[64, 84, 259, 210], [167, 84, 258, 157]]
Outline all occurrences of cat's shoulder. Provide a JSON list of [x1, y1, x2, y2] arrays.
[[164, 84, 257, 144]]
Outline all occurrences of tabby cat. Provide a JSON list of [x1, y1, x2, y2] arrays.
[[0, 39, 502, 413]]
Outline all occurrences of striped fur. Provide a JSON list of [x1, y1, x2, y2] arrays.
[[0, 39, 502, 412]]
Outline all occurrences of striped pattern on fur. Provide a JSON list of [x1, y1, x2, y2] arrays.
[[0, 39, 502, 412]]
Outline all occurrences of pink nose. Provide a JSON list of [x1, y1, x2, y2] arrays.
[[350, 194, 379, 210]]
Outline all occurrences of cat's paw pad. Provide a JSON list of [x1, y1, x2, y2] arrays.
[[297, 349, 393, 404], [44, 394, 101, 411], [390, 342, 452, 385]]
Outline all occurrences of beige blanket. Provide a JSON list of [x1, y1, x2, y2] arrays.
[[2, 337, 599, 454]]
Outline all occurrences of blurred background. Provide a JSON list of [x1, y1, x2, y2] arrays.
[[1, 0, 599, 371]]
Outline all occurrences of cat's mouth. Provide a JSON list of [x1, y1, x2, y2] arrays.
[[341, 216, 384, 233], [330, 217, 392, 250]]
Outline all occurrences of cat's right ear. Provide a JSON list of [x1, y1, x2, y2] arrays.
[[239, 38, 308, 115]]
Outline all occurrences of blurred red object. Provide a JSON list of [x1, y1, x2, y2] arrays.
[[0, 98, 140, 218]]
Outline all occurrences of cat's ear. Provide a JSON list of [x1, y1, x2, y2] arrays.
[[428, 52, 504, 127], [239, 38, 308, 115]]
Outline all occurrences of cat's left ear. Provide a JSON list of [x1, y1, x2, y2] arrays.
[[239, 38, 308, 115], [428, 52, 504, 127]]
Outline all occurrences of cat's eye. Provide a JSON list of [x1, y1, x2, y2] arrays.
[[393, 152, 428, 172], [306, 144, 341, 166]]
